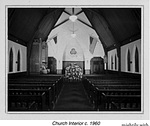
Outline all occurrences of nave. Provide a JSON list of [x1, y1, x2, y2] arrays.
[[8, 73, 141, 112]]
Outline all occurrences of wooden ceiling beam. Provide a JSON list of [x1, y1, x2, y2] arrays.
[[77, 18, 94, 30], [44, 9, 65, 39], [72, 8, 74, 15], [76, 10, 83, 15], [82, 9, 108, 54], [8, 34, 27, 46], [53, 18, 69, 29], [64, 10, 71, 16], [27, 9, 64, 75]]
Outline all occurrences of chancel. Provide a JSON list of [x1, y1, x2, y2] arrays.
[[8, 7, 141, 111]]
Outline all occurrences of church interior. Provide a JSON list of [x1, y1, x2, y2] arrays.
[[8, 7, 141, 111]]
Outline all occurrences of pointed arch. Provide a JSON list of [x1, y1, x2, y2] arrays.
[[17, 50, 20, 71], [127, 49, 131, 71], [115, 54, 117, 70], [111, 55, 113, 70], [135, 47, 139, 72], [9, 48, 13, 72]]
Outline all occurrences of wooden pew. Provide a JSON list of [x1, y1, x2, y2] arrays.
[[84, 78, 140, 97], [8, 75, 64, 111], [8, 76, 62, 83], [85, 74, 141, 81], [8, 76, 63, 106], [94, 88, 141, 111], [83, 77, 141, 111], [9, 84, 55, 104], [92, 84, 141, 90], [89, 84, 140, 105], [98, 92, 141, 111], [8, 88, 53, 111], [8, 92, 47, 111], [87, 79, 140, 85], [8, 80, 57, 84]]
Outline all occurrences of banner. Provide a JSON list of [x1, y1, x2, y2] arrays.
[[53, 36, 57, 44], [47, 35, 58, 55], [89, 36, 97, 54]]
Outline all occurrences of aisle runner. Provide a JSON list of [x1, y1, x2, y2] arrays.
[[53, 82, 94, 111]]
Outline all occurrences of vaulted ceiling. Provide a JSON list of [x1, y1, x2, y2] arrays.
[[8, 7, 141, 51]]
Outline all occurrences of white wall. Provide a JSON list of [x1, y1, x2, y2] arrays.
[[121, 39, 141, 74], [63, 38, 84, 61], [47, 18, 105, 70], [8, 40, 27, 73], [108, 49, 118, 71], [108, 39, 141, 74]]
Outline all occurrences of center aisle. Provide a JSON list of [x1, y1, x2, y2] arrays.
[[53, 81, 94, 111]]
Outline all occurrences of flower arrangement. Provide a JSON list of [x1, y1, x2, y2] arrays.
[[65, 63, 83, 81], [40, 63, 50, 74]]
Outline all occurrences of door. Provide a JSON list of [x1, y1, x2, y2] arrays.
[[48, 57, 57, 74], [90, 57, 104, 74]]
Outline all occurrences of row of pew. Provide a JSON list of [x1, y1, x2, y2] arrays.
[[8, 75, 63, 111], [83, 75, 141, 111]]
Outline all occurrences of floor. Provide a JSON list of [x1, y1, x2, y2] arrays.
[[53, 81, 94, 111]]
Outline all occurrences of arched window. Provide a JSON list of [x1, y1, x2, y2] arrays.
[[111, 56, 113, 70], [127, 49, 131, 71], [115, 54, 117, 70], [17, 50, 20, 71], [135, 47, 139, 72], [9, 48, 13, 72]]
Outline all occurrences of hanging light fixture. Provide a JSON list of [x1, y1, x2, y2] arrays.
[[71, 33, 76, 38], [70, 16, 78, 38], [69, 8, 78, 38], [71, 22, 76, 38], [69, 15, 77, 22]]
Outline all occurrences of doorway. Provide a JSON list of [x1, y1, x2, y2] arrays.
[[48, 57, 57, 74], [90, 57, 104, 74]]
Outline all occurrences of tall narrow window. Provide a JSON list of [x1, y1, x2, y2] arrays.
[[127, 49, 131, 71], [111, 56, 113, 70], [17, 50, 20, 71], [135, 47, 139, 72], [115, 54, 117, 70], [9, 48, 13, 72]]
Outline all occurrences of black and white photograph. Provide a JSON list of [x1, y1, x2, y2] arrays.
[[7, 7, 142, 112], [0, 0, 149, 121]]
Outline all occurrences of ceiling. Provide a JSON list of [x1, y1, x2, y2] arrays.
[[8, 7, 141, 51]]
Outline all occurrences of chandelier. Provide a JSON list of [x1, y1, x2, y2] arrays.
[[69, 15, 77, 22], [68, 8, 78, 38], [69, 15, 78, 38]]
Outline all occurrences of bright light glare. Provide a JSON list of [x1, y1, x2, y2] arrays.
[[71, 33, 76, 38]]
